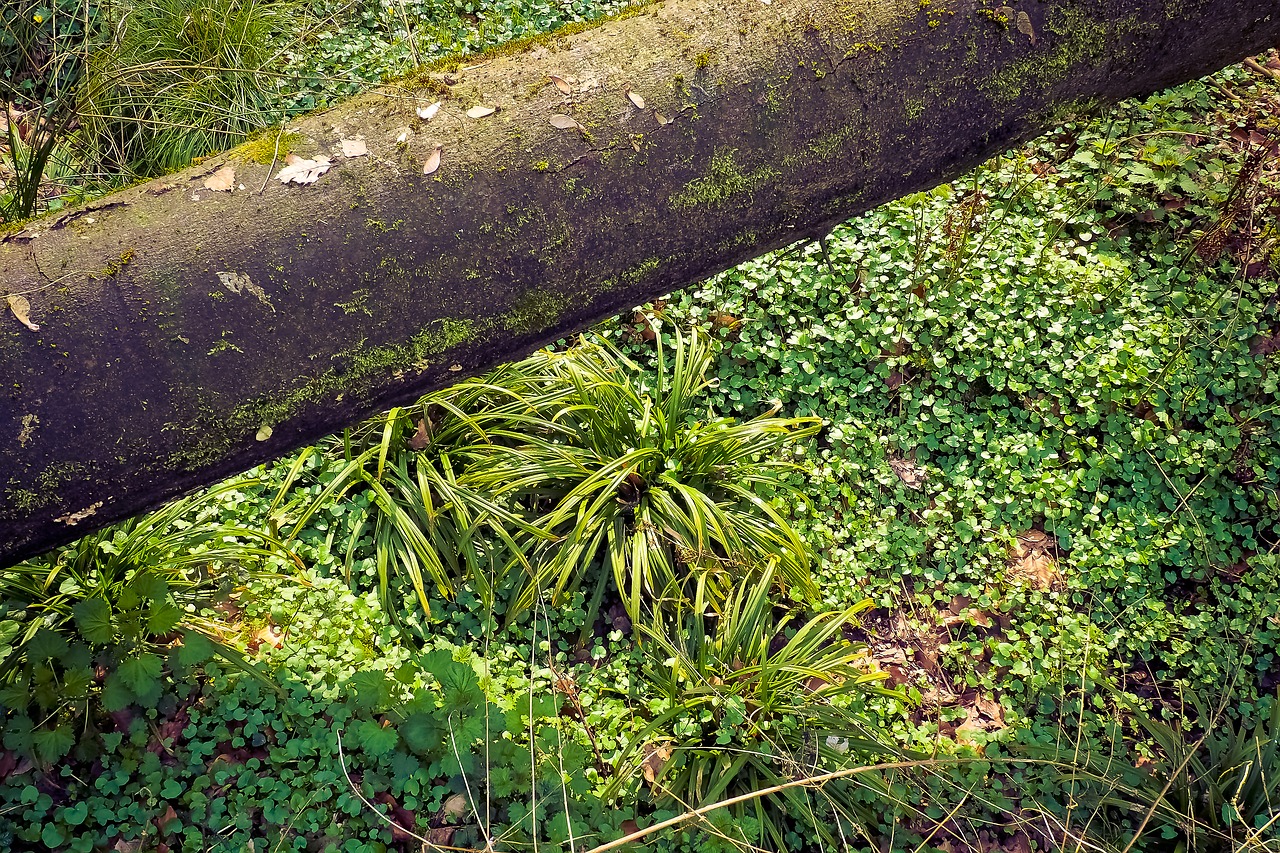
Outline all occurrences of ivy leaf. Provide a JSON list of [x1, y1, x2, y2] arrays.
[[118, 652, 163, 694], [32, 725, 74, 762], [74, 597, 115, 644]]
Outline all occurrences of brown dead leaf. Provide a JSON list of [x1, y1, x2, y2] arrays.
[[641, 742, 673, 785], [466, 105, 496, 119], [7, 294, 39, 331], [549, 113, 582, 130], [620, 819, 641, 837], [550, 75, 572, 94], [655, 112, 672, 126], [276, 153, 332, 185], [203, 164, 236, 192], [340, 138, 368, 157], [889, 457, 928, 490], [627, 90, 646, 109], [1008, 529, 1060, 590], [156, 804, 179, 834], [408, 419, 430, 451], [423, 146, 442, 176], [427, 827, 457, 846]]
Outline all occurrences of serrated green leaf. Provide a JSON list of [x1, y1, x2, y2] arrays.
[[146, 601, 183, 635], [32, 725, 74, 762], [117, 652, 162, 694], [353, 719, 398, 757], [130, 574, 168, 602], [73, 597, 115, 644], [27, 628, 69, 661], [177, 630, 215, 666], [399, 712, 443, 757], [62, 666, 93, 700], [101, 673, 133, 712], [345, 670, 391, 712]]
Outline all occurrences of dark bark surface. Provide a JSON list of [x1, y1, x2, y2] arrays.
[[3, 0, 1279, 563]]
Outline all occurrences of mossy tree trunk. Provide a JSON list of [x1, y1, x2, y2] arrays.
[[3, 0, 1279, 562]]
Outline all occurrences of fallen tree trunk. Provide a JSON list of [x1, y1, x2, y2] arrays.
[[2, 0, 1278, 563]]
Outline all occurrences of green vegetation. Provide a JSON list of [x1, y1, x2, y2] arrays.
[[2, 1, 1280, 851]]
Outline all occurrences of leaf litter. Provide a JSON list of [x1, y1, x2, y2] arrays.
[[276, 154, 332, 185]]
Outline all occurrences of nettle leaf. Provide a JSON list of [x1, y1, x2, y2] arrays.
[[177, 630, 215, 666], [27, 627, 69, 661], [62, 666, 93, 700], [73, 597, 116, 644], [345, 670, 392, 712], [101, 673, 133, 712], [146, 601, 183, 635], [399, 711, 444, 757], [130, 574, 169, 603], [353, 719, 398, 758], [117, 652, 163, 694], [32, 726, 75, 762]]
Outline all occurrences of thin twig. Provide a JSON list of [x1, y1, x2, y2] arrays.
[[257, 125, 284, 194]]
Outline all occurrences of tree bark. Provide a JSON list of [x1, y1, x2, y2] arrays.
[[2, 0, 1278, 563]]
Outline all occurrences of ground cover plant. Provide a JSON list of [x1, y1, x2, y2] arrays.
[[1, 13, 1278, 853]]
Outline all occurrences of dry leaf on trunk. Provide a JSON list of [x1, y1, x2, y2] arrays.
[[655, 112, 672, 125], [416, 101, 441, 121], [340, 138, 368, 157], [627, 90, 646, 109], [7, 294, 39, 331], [549, 113, 582, 130], [276, 154, 332, 185], [466, 105, 496, 119], [1016, 11, 1037, 43], [203, 165, 236, 192], [423, 146, 442, 175], [550, 75, 572, 94]]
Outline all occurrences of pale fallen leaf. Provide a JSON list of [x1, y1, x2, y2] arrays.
[[340, 138, 368, 157], [550, 75, 572, 94], [548, 113, 582, 130], [276, 153, 332, 185], [256, 425, 273, 442], [627, 90, 646, 109], [1016, 11, 1037, 44], [416, 101, 441, 121], [449, 363, 463, 371], [441, 793, 468, 820], [466, 105, 496, 119], [395, 128, 411, 144], [254, 624, 283, 649], [423, 146, 442, 175], [203, 164, 236, 192], [655, 112, 673, 126], [7, 294, 39, 331]]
